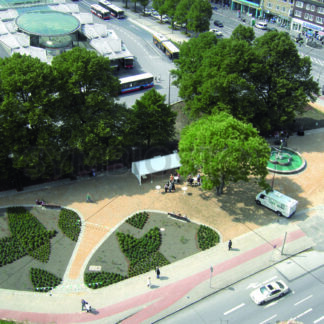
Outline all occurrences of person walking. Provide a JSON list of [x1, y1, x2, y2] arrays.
[[147, 276, 151, 288], [228, 239, 232, 251], [81, 299, 88, 311], [156, 267, 160, 279]]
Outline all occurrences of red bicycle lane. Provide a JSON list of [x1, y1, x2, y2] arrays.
[[0, 229, 305, 324]]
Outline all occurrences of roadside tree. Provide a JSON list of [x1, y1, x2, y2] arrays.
[[187, 0, 212, 34], [173, 29, 319, 133], [174, 0, 194, 33], [130, 88, 177, 148], [179, 113, 270, 195], [0, 53, 58, 185], [230, 24, 255, 43], [51, 47, 127, 172]]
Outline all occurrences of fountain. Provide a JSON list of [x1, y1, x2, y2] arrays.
[[267, 140, 306, 174]]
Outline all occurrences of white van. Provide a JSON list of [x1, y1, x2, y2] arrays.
[[255, 21, 268, 30], [255, 190, 298, 218]]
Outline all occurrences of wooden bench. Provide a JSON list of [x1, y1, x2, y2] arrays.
[[168, 212, 190, 222]]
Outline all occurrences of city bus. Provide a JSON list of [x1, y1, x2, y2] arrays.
[[98, 1, 125, 18], [153, 33, 179, 60], [90, 4, 110, 20], [119, 73, 154, 94]]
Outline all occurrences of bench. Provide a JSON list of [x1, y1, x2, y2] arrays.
[[168, 212, 190, 222]]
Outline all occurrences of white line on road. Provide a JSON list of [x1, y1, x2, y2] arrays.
[[224, 303, 245, 315], [265, 300, 279, 308], [291, 308, 313, 320], [294, 295, 313, 306], [259, 314, 277, 324], [314, 315, 324, 323]]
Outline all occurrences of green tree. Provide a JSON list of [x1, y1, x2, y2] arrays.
[[51, 47, 127, 172], [173, 29, 319, 133], [152, 0, 167, 22], [163, 0, 180, 27], [174, 0, 195, 32], [230, 24, 255, 43], [140, 0, 149, 12], [0, 54, 58, 184], [179, 113, 270, 195], [187, 0, 212, 34], [131, 0, 138, 11], [130, 88, 177, 147]]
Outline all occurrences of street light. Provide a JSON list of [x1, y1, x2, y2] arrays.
[[168, 72, 174, 106]]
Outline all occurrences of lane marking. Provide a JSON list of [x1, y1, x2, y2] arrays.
[[224, 303, 245, 315], [291, 308, 313, 320], [265, 300, 279, 308], [294, 295, 313, 306], [259, 314, 277, 324], [314, 315, 324, 323]]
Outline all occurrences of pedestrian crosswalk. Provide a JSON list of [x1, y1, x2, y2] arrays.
[[300, 53, 324, 66]]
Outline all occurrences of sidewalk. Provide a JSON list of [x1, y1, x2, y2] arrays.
[[0, 219, 315, 323]]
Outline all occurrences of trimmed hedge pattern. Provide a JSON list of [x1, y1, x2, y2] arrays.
[[126, 212, 149, 229], [7, 207, 56, 263], [0, 237, 26, 267], [58, 209, 81, 242], [117, 226, 170, 278], [84, 272, 126, 289], [30, 268, 62, 292], [197, 225, 219, 250], [128, 251, 169, 278]]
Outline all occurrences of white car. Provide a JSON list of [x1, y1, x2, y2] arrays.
[[250, 280, 289, 305], [209, 29, 223, 37], [255, 22, 268, 30]]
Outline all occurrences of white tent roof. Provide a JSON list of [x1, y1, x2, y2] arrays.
[[73, 13, 93, 25], [131, 153, 181, 185]]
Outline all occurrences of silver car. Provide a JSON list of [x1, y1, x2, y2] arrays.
[[250, 280, 289, 305]]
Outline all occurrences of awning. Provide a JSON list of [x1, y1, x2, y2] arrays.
[[131, 153, 181, 185]]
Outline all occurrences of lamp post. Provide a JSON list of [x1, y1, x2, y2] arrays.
[[168, 73, 172, 106]]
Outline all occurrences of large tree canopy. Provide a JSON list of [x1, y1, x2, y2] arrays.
[[0, 48, 130, 188], [173, 26, 319, 134], [179, 112, 270, 195], [187, 0, 212, 34], [130, 88, 177, 148]]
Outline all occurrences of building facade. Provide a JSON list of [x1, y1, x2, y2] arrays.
[[263, 0, 294, 27], [291, 0, 324, 35]]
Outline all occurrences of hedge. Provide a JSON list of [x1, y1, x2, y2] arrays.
[[58, 209, 81, 242], [30, 268, 62, 292], [126, 212, 149, 229], [197, 225, 219, 250]]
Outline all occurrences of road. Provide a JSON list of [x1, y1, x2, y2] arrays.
[[78, 0, 180, 107], [158, 253, 324, 324]]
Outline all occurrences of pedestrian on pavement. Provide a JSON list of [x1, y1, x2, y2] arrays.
[[156, 267, 160, 279], [228, 239, 232, 251], [147, 276, 151, 288], [81, 299, 88, 311]]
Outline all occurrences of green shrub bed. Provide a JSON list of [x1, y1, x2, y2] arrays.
[[58, 209, 81, 242], [128, 251, 169, 277], [116, 226, 170, 278], [0, 237, 26, 267], [30, 268, 62, 292], [84, 272, 127, 289], [7, 207, 56, 263], [197, 225, 219, 250], [126, 212, 149, 229]]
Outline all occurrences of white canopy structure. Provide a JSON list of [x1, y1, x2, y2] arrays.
[[131, 153, 181, 185]]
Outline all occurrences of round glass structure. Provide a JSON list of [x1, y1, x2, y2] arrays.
[[16, 11, 80, 37]]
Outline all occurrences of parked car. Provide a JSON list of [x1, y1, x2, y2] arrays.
[[250, 280, 289, 305], [255, 21, 268, 30], [214, 20, 224, 27], [209, 29, 223, 37], [174, 21, 186, 28], [143, 8, 151, 15]]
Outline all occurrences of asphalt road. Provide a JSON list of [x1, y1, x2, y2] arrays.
[[158, 252, 324, 324]]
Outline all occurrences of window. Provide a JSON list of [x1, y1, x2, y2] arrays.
[[282, 0, 287, 2], [318, 7, 324, 14], [306, 4, 310, 10], [296, 1, 303, 8], [282, 7, 286, 11], [289, 0, 294, 4], [311, 5, 315, 11], [304, 12, 309, 18], [316, 16, 323, 23], [276, 5, 280, 10], [295, 10, 302, 17], [267, 2, 272, 8], [308, 14, 313, 20]]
